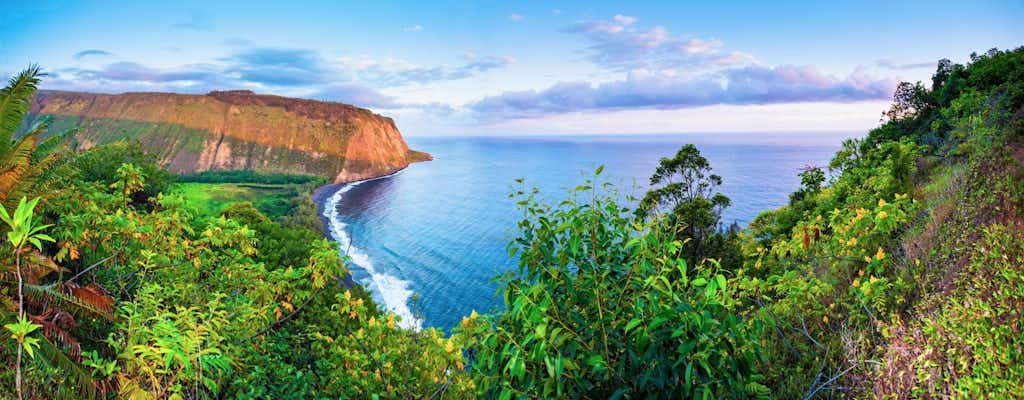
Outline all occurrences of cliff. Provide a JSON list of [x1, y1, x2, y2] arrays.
[[30, 90, 431, 183]]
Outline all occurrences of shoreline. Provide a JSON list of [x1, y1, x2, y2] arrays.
[[311, 167, 423, 330]]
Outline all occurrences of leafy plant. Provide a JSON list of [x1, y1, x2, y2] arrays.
[[460, 170, 766, 399]]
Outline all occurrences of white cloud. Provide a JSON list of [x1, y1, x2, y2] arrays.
[[509, 13, 524, 22], [404, 25, 423, 32], [612, 14, 637, 25], [469, 65, 897, 119], [565, 16, 757, 72], [678, 38, 722, 55]]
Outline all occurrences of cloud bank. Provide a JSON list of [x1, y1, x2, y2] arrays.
[[49, 46, 514, 103], [565, 15, 756, 72], [470, 66, 897, 119]]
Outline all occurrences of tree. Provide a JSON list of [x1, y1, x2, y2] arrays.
[[0, 197, 54, 400], [789, 166, 826, 204], [637, 144, 733, 266], [882, 81, 934, 124], [0, 65, 67, 207]]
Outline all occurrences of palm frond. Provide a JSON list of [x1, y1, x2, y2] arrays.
[[30, 309, 81, 360], [35, 125, 75, 161], [0, 128, 39, 204], [23, 282, 115, 320], [33, 335, 98, 400], [0, 65, 44, 152]]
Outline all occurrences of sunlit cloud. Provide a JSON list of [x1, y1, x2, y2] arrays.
[[565, 15, 756, 72], [470, 65, 897, 119]]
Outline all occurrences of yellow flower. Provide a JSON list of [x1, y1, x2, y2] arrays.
[[368, 316, 377, 327], [864, 256, 873, 263], [816, 215, 823, 222], [858, 269, 865, 277], [848, 237, 858, 246], [878, 198, 887, 207], [349, 310, 357, 319], [895, 193, 908, 200], [822, 316, 829, 324], [869, 275, 878, 283], [852, 279, 860, 287], [461, 316, 471, 327], [877, 210, 888, 219], [445, 339, 455, 353], [470, 310, 479, 319], [387, 314, 396, 329], [875, 247, 886, 261], [344, 290, 351, 300]]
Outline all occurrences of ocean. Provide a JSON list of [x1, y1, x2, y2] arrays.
[[316, 133, 850, 330]]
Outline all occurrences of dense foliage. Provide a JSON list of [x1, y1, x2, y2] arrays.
[[456, 176, 765, 398], [636, 144, 742, 269], [176, 170, 326, 185], [1, 46, 1022, 399]]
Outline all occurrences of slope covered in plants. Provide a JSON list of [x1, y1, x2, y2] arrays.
[[0, 46, 1021, 399]]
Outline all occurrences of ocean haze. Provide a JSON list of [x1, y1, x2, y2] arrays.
[[319, 133, 846, 329]]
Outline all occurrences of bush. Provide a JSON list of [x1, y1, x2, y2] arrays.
[[458, 172, 766, 399]]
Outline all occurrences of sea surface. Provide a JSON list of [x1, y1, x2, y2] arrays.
[[316, 133, 851, 330]]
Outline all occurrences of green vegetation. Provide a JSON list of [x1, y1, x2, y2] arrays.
[[173, 170, 327, 219], [177, 170, 326, 185], [174, 182, 305, 220], [1, 46, 1022, 399]]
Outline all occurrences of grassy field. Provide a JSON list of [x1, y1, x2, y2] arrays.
[[173, 182, 304, 219]]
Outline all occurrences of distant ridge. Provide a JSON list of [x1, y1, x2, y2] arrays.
[[30, 90, 431, 183]]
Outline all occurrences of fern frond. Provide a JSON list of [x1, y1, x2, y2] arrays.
[[33, 335, 98, 400], [31, 310, 81, 360], [24, 282, 115, 320], [0, 65, 43, 151], [117, 375, 156, 400]]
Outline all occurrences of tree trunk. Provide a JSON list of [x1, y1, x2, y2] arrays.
[[15, 250, 23, 400]]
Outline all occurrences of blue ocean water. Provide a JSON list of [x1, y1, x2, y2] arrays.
[[316, 133, 849, 330]]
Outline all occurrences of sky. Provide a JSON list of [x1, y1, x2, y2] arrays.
[[1, 1, 1021, 136]]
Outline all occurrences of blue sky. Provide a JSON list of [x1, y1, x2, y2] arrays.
[[1, 1, 1021, 136]]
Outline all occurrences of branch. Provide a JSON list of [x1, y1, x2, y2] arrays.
[[804, 364, 857, 400], [427, 363, 453, 400], [248, 286, 324, 340], [65, 240, 128, 284]]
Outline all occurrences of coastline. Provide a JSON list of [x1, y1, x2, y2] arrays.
[[311, 166, 423, 329]]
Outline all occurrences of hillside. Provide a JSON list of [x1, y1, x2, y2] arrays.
[[28, 90, 431, 183]]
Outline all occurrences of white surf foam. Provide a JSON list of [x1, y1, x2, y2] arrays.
[[321, 171, 422, 330]]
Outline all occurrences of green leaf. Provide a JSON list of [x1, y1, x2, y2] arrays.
[[625, 318, 642, 332], [715, 274, 727, 291], [691, 277, 708, 287], [595, 165, 604, 175], [586, 354, 606, 375], [23, 336, 39, 358]]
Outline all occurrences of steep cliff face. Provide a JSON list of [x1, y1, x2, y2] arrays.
[[30, 90, 430, 183]]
